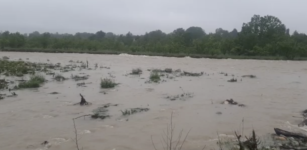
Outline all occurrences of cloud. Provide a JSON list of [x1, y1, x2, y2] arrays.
[[0, 0, 306, 34]]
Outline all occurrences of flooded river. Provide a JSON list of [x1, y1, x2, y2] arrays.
[[1, 52, 307, 150]]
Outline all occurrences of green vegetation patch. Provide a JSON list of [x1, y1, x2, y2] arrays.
[[100, 78, 118, 88], [18, 75, 45, 88], [0, 79, 8, 89], [121, 108, 149, 116], [150, 72, 161, 83], [0, 60, 35, 76], [131, 68, 142, 75], [54, 74, 66, 81]]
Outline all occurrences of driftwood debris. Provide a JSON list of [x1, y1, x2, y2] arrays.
[[41, 141, 48, 145], [166, 93, 193, 101], [225, 99, 237, 105], [78, 94, 91, 106], [228, 78, 238, 82], [182, 71, 203, 77], [121, 108, 149, 116], [302, 110, 307, 118], [221, 99, 246, 107], [298, 119, 307, 127], [242, 75, 256, 78], [6, 92, 17, 97], [91, 103, 118, 119], [54, 75, 66, 81], [274, 128, 307, 139], [49, 92, 59, 94], [91, 107, 110, 119], [298, 110, 307, 127], [234, 130, 260, 150], [71, 74, 89, 81], [76, 82, 86, 87]]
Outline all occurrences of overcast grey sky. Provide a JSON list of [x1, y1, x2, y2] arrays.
[[0, 0, 306, 35]]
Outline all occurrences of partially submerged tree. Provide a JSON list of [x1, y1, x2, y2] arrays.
[[79, 94, 90, 105]]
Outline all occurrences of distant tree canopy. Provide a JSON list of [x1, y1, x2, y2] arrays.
[[0, 14, 306, 59]]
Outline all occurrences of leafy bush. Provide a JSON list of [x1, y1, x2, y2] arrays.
[[0, 79, 8, 89], [150, 72, 160, 82], [54, 74, 66, 81], [18, 75, 45, 88], [0, 60, 35, 76], [131, 68, 142, 75], [2, 56, 9, 60], [100, 78, 117, 88]]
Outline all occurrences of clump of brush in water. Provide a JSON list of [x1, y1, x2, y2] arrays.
[[166, 87, 194, 101], [71, 74, 89, 81], [228, 78, 237, 82], [166, 93, 194, 101], [0, 79, 8, 89], [18, 75, 45, 88], [100, 78, 118, 88], [2, 56, 9, 60], [131, 68, 142, 75], [54, 74, 66, 81], [242, 75, 256, 78], [234, 130, 261, 150], [150, 72, 161, 83], [0, 60, 35, 76], [121, 108, 150, 116], [182, 71, 203, 76]]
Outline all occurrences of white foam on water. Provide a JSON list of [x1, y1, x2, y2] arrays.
[[51, 137, 70, 145], [103, 125, 114, 128], [119, 53, 134, 57], [283, 121, 307, 135], [80, 130, 91, 134], [43, 115, 53, 119]]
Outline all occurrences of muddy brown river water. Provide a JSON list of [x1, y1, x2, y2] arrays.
[[1, 52, 307, 150]]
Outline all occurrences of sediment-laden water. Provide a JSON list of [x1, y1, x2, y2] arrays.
[[1, 52, 307, 150]]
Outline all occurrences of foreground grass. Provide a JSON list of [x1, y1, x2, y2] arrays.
[[100, 78, 117, 88], [18, 75, 45, 88]]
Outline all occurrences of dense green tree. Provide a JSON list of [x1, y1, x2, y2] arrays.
[[183, 26, 205, 46], [1, 14, 307, 60]]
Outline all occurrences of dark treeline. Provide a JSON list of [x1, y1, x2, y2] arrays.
[[1, 15, 307, 59]]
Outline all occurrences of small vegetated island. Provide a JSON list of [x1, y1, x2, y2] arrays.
[[0, 14, 306, 60]]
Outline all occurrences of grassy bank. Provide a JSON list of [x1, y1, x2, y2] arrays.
[[2, 48, 307, 61]]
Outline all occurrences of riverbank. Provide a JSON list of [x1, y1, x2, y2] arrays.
[[2, 48, 307, 61]]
